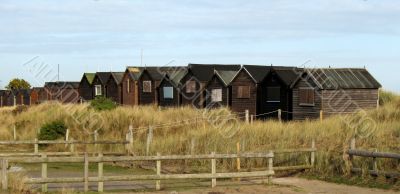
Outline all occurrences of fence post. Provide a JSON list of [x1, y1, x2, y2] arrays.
[[1, 159, 8, 190], [84, 152, 89, 192], [211, 152, 216, 188], [236, 142, 241, 182], [70, 137, 75, 154], [41, 154, 48, 193], [319, 110, 324, 122], [13, 125, 16, 141], [311, 139, 315, 167], [65, 128, 70, 148], [373, 148, 378, 172], [129, 125, 134, 153], [34, 138, 39, 154], [146, 126, 153, 156], [268, 151, 274, 185], [349, 137, 356, 171], [250, 115, 254, 125], [98, 152, 104, 192], [156, 152, 161, 191], [94, 130, 99, 153], [278, 109, 282, 122], [245, 110, 249, 123]]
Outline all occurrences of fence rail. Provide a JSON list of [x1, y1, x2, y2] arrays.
[[0, 143, 316, 193], [348, 137, 400, 179], [0, 140, 129, 145]]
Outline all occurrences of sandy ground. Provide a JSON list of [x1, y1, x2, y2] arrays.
[[14, 165, 400, 194], [135, 178, 400, 194]]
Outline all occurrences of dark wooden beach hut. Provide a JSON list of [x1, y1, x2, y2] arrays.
[[290, 68, 381, 120]]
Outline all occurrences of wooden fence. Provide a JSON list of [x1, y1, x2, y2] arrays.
[[0, 145, 316, 192], [0, 127, 134, 155], [348, 137, 400, 178]]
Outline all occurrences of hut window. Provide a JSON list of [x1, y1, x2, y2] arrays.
[[186, 81, 196, 93], [127, 80, 130, 93], [163, 87, 174, 99], [299, 88, 315, 106], [237, 86, 250, 98], [95, 85, 102, 96], [211, 88, 222, 102], [143, 81, 152, 93], [267, 87, 281, 102]]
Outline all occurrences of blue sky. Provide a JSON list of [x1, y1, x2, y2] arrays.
[[0, 0, 399, 92]]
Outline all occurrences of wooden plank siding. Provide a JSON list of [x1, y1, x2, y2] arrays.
[[105, 74, 123, 104], [60, 87, 80, 103], [158, 78, 180, 107], [205, 75, 230, 109], [321, 89, 378, 116], [121, 70, 138, 106], [30, 88, 40, 105], [258, 73, 292, 120], [92, 76, 106, 99], [292, 75, 322, 120], [138, 71, 156, 105], [79, 76, 93, 101], [179, 71, 204, 109], [230, 70, 257, 116]]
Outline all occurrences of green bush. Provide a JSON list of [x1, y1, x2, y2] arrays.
[[38, 120, 67, 141], [90, 96, 117, 111]]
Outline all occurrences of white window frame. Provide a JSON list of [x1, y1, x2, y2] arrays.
[[211, 88, 222, 102], [163, 87, 174, 99], [143, 81, 152, 93], [95, 85, 102, 96]]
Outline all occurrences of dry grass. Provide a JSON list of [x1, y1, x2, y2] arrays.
[[0, 92, 399, 190]]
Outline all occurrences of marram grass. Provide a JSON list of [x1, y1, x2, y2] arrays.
[[0, 96, 399, 184]]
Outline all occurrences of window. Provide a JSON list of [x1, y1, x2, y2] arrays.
[[211, 88, 222, 102], [163, 87, 174, 99], [186, 81, 196, 93], [299, 88, 315, 106], [237, 86, 250, 98], [267, 87, 281, 102], [127, 80, 130, 93], [95, 85, 102, 96], [143, 81, 152, 93]]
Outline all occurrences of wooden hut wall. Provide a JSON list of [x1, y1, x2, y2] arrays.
[[230, 70, 257, 116]]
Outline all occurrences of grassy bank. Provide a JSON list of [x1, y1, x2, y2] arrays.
[[0, 91, 399, 192]]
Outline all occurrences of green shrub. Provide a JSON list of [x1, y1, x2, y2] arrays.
[[90, 96, 117, 111], [38, 120, 67, 140]]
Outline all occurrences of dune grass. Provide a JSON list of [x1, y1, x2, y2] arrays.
[[0, 90, 399, 191]]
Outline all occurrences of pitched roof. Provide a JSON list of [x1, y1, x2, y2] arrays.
[[126, 66, 188, 82], [160, 68, 188, 87], [272, 67, 303, 86], [188, 64, 241, 82], [214, 70, 238, 86], [83, 73, 96, 85], [293, 68, 381, 89], [242, 65, 273, 83], [95, 72, 112, 84], [110, 72, 125, 84], [45, 82, 80, 89]]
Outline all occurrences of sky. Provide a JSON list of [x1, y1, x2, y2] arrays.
[[0, 0, 399, 92]]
